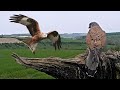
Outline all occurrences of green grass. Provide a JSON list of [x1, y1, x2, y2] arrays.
[[0, 38, 86, 79], [0, 49, 54, 79], [0, 48, 84, 79]]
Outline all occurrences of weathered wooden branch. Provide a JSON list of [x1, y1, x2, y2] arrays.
[[11, 50, 120, 79]]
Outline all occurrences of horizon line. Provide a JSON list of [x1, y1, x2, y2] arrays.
[[0, 31, 120, 35]]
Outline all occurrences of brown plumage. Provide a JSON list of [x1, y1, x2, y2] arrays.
[[86, 22, 106, 50], [9, 14, 61, 54], [85, 22, 106, 77]]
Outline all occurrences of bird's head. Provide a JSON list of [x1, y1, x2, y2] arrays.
[[41, 33, 47, 38], [89, 22, 100, 28]]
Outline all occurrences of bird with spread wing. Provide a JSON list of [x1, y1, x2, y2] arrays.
[[85, 22, 106, 77], [9, 14, 61, 54]]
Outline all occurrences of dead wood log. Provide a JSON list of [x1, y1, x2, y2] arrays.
[[11, 50, 120, 79]]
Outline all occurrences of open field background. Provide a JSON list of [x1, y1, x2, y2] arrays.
[[0, 32, 120, 79]]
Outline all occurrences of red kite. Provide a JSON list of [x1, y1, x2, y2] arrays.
[[9, 14, 61, 54]]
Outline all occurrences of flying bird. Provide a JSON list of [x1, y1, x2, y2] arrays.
[[9, 14, 61, 54], [85, 22, 106, 77]]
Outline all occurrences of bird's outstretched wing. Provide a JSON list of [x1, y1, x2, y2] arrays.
[[9, 14, 40, 36], [47, 31, 61, 50], [9, 14, 41, 54]]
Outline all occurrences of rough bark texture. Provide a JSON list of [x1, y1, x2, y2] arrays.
[[11, 50, 120, 79]]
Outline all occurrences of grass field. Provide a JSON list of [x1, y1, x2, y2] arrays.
[[0, 48, 85, 79]]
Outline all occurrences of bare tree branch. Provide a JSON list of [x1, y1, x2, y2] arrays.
[[11, 50, 120, 79]]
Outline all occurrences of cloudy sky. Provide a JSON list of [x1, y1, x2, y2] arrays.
[[0, 11, 120, 34]]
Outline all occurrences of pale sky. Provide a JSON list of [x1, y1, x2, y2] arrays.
[[0, 11, 120, 34]]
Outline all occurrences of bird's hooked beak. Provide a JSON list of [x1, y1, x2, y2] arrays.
[[88, 25, 91, 28], [42, 33, 47, 38], [88, 23, 91, 28]]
